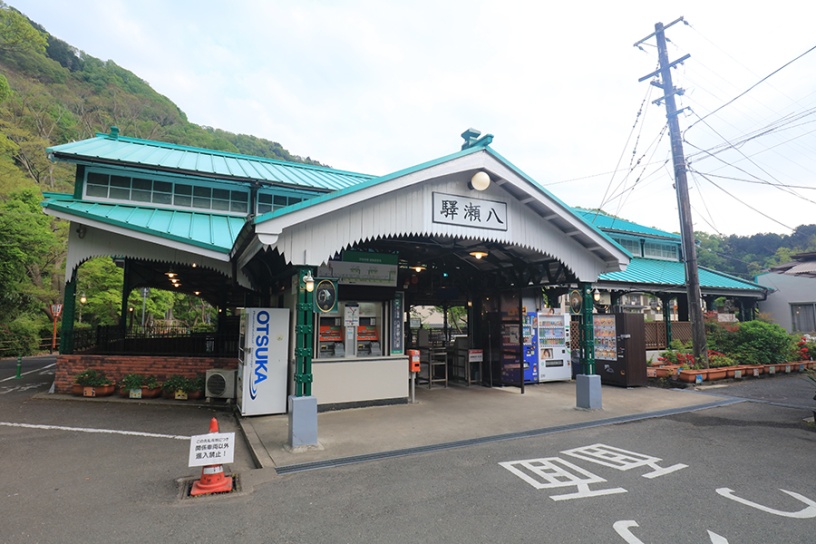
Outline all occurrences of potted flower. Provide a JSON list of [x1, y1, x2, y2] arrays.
[[74, 369, 115, 397], [162, 374, 194, 400], [141, 375, 162, 398], [188, 373, 206, 400], [120, 373, 144, 398]]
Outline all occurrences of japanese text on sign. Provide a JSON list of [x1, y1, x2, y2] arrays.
[[188, 432, 235, 467], [432, 192, 508, 231]]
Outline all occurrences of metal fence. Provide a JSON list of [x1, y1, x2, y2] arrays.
[[76, 325, 238, 357], [569, 318, 692, 351]]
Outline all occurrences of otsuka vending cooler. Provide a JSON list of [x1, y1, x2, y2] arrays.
[[237, 308, 290, 416], [537, 313, 572, 382], [592, 313, 647, 387]]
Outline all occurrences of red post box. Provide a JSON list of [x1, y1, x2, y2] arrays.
[[407, 349, 420, 373]]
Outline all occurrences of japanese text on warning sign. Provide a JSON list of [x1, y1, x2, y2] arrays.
[[188, 432, 235, 467]]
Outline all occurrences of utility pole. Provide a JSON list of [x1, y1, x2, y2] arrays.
[[635, 17, 709, 367]]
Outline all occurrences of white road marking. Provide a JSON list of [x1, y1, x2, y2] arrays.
[[561, 443, 687, 479], [614, 521, 730, 543], [613, 520, 645, 543], [0, 421, 189, 440], [500, 457, 627, 501], [716, 487, 816, 518], [0, 382, 49, 394], [0, 363, 56, 382], [707, 531, 730, 544]]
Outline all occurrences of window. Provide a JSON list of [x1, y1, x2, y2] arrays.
[[256, 191, 309, 215], [792, 303, 816, 333], [83, 170, 250, 215], [613, 237, 641, 257], [643, 241, 678, 261]]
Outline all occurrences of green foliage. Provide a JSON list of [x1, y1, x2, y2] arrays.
[[0, 313, 42, 356], [73, 368, 111, 386], [143, 375, 160, 389], [0, 189, 60, 319], [708, 351, 736, 368], [120, 373, 144, 390], [0, 3, 47, 55], [162, 374, 194, 393], [732, 320, 795, 366]]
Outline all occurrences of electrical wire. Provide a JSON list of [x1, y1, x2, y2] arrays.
[[685, 43, 816, 134]]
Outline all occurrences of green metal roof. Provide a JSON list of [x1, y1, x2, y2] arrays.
[[47, 130, 374, 191], [599, 257, 766, 292], [573, 209, 680, 240], [42, 197, 244, 253]]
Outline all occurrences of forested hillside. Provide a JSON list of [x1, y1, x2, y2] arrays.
[[0, 3, 322, 355], [0, 3, 814, 355]]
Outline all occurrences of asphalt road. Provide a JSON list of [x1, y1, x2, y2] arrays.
[[2, 356, 815, 543]]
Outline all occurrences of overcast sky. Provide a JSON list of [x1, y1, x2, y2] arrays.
[[11, 1, 816, 237]]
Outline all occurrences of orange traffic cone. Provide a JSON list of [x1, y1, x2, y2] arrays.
[[190, 417, 233, 496]]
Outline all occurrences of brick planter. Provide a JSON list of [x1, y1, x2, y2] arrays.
[[55, 354, 238, 395]]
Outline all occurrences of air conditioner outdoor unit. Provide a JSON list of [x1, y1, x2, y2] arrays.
[[205, 369, 236, 399]]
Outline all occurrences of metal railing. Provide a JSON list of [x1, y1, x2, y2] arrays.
[[75, 325, 238, 357]]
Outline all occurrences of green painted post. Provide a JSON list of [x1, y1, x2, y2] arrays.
[[294, 267, 315, 397], [61, 272, 77, 354], [663, 297, 673, 345], [580, 283, 596, 375], [15, 355, 22, 379]]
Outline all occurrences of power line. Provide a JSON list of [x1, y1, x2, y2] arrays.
[[685, 43, 816, 133], [691, 169, 794, 231]]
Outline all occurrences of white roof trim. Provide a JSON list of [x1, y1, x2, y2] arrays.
[[251, 150, 628, 280]]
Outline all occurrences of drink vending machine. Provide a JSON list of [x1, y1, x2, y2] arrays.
[[536, 312, 572, 382], [237, 308, 290, 416], [499, 312, 538, 384], [592, 313, 647, 387]]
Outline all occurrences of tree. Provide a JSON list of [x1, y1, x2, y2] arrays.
[[0, 3, 47, 55], [0, 188, 60, 319]]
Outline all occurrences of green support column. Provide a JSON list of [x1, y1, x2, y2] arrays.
[[661, 295, 673, 345], [120, 259, 131, 338], [294, 267, 315, 397], [580, 283, 595, 375], [60, 270, 78, 354]]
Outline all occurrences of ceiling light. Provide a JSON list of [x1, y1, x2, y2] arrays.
[[469, 251, 488, 260], [412, 265, 426, 273]]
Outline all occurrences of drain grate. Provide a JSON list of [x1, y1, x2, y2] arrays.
[[179, 473, 241, 500]]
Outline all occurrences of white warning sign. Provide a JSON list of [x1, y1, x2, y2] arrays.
[[188, 432, 235, 467]]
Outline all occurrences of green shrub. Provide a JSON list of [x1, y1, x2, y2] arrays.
[[162, 374, 194, 393], [0, 315, 42, 356], [733, 321, 794, 366], [74, 369, 111, 386], [120, 373, 144, 390]]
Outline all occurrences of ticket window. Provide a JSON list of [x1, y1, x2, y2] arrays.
[[316, 301, 383, 359]]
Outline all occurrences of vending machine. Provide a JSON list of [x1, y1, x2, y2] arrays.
[[537, 312, 572, 382], [237, 308, 290, 416], [592, 313, 647, 387], [499, 312, 538, 384]]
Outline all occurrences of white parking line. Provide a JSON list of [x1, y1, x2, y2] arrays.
[[0, 421, 189, 440]]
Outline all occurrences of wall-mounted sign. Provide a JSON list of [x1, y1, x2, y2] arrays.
[[318, 251, 398, 287], [314, 279, 338, 313], [391, 292, 404, 354], [432, 192, 508, 231]]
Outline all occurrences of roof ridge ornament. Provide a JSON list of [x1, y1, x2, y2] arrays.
[[460, 128, 493, 150], [109, 126, 119, 139]]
